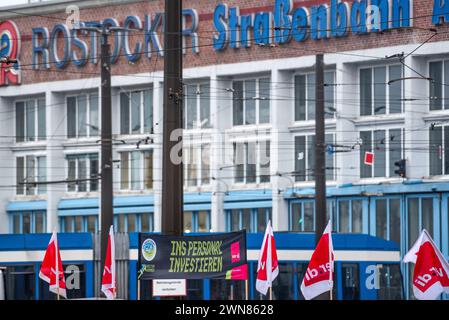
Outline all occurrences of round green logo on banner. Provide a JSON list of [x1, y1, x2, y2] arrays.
[[142, 238, 157, 262]]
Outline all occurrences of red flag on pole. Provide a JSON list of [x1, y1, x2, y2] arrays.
[[39, 232, 67, 299], [364, 151, 374, 166], [301, 220, 334, 300], [403, 229, 449, 300], [256, 220, 279, 296], [101, 225, 116, 299]]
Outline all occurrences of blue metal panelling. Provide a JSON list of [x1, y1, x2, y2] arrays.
[[0, 233, 92, 251], [58, 208, 99, 216], [224, 190, 272, 202], [223, 200, 272, 209], [7, 200, 47, 212], [184, 203, 211, 211]]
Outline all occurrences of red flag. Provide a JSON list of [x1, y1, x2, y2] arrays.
[[301, 220, 334, 300], [101, 225, 116, 299], [256, 220, 279, 295], [403, 229, 449, 300], [364, 151, 374, 165], [39, 232, 67, 299]]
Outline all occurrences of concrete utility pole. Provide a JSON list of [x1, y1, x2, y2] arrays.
[[161, 0, 184, 236]]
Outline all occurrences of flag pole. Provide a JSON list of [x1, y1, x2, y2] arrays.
[[269, 287, 273, 300], [137, 279, 141, 300], [245, 280, 249, 300]]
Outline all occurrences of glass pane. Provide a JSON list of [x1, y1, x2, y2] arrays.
[[78, 157, 87, 192], [131, 151, 140, 190], [374, 67, 386, 114], [291, 203, 302, 231], [187, 145, 197, 186], [360, 131, 372, 178], [272, 263, 295, 300], [118, 214, 126, 233], [342, 264, 360, 300], [143, 89, 153, 133], [16, 157, 24, 195], [198, 211, 209, 232], [22, 214, 30, 234], [389, 199, 401, 245], [307, 73, 316, 120], [184, 211, 193, 233], [295, 75, 306, 121], [199, 83, 210, 128], [295, 136, 306, 182], [389, 129, 402, 177], [210, 279, 245, 300], [67, 157, 77, 192], [407, 198, 419, 247], [26, 100, 35, 141], [374, 130, 386, 177], [360, 68, 372, 116], [131, 91, 141, 134], [325, 134, 334, 180], [307, 135, 315, 181], [260, 141, 270, 183], [16, 101, 25, 142], [121, 152, 129, 190], [429, 61, 443, 111], [242, 209, 251, 232], [303, 202, 314, 232], [429, 126, 443, 176], [389, 65, 402, 113], [257, 208, 267, 232], [234, 143, 244, 183], [324, 71, 335, 119], [201, 144, 210, 184], [246, 142, 256, 183], [89, 95, 99, 136], [339, 201, 350, 233], [376, 199, 387, 239], [231, 210, 240, 231], [233, 81, 243, 126], [445, 61, 449, 110], [67, 97, 77, 138], [35, 212, 45, 233], [89, 154, 98, 192], [87, 215, 96, 233], [245, 80, 256, 125], [127, 214, 136, 232], [25, 156, 35, 196], [141, 213, 151, 232], [422, 198, 434, 238], [259, 78, 270, 123], [120, 92, 130, 134], [352, 200, 363, 233], [77, 95, 87, 138], [13, 215, 21, 233], [64, 216, 74, 232], [186, 85, 197, 129], [144, 151, 153, 189], [74, 216, 83, 232], [38, 99, 46, 140], [445, 127, 449, 175], [37, 157, 46, 194]]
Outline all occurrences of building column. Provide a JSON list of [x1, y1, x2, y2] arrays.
[[153, 81, 163, 232], [210, 74, 232, 232], [335, 62, 359, 185], [46, 91, 66, 232], [0, 97, 15, 233], [270, 69, 293, 231]]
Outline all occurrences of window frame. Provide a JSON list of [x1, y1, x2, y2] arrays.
[[428, 59, 449, 111], [66, 153, 99, 193], [119, 88, 154, 135], [119, 149, 154, 191], [226, 208, 271, 233], [9, 211, 46, 234], [184, 82, 211, 130], [232, 140, 271, 185], [184, 143, 211, 187], [66, 93, 99, 139], [15, 97, 46, 143], [183, 211, 211, 233], [16, 154, 47, 196]]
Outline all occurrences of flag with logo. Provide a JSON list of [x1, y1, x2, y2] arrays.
[[256, 220, 279, 295], [301, 220, 334, 300], [39, 232, 67, 299], [102, 225, 116, 299], [403, 229, 449, 300]]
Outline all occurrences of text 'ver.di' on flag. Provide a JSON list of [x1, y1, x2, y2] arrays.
[[102, 225, 116, 299], [39, 232, 67, 299], [256, 220, 279, 296], [301, 220, 334, 300], [404, 229, 449, 300]]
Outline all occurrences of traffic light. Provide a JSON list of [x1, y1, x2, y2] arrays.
[[394, 159, 406, 178]]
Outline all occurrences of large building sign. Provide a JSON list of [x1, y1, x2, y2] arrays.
[[0, 20, 21, 86]]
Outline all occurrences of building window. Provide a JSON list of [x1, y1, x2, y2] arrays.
[[360, 128, 403, 178], [428, 125, 449, 176], [374, 198, 401, 246], [291, 201, 315, 231], [10, 211, 46, 234], [233, 141, 270, 184], [16, 98, 46, 143], [4, 265, 35, 300], [295, 71, 335, 121], [67, 154, 99, 192], [184, 144, 211, 187], [120, 89, 153, 135], [67, 94, 99, 138], [120, 150, 153, 190], [294, 134, 335, 181], [184, 83, 211, 129], [183, 211, 210, 233], [233, 78, 270, 126], [360, 65, 403, 116], [337, 199, 363, 233], [16, 156, 46, 195], [228, 208, 271, 233], [429, 60, 449, 111]]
